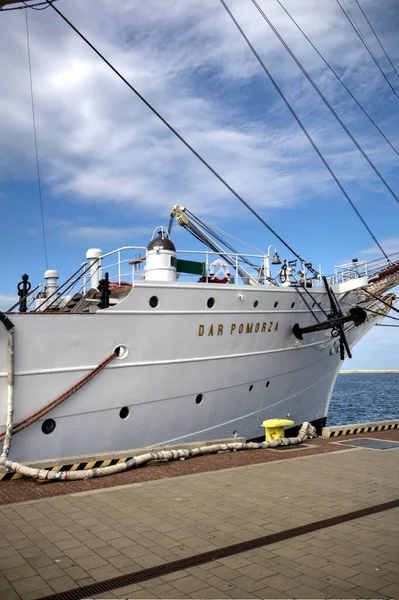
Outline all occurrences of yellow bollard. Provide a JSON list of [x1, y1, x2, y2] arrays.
[[262, 418, 294, 441]]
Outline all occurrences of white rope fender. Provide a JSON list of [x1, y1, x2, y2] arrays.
[[0, 422, 317, 481]]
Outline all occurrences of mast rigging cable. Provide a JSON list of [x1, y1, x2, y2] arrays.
[[0, 1, 57, 11], [335, 0, 399, 102], [45, 0, 310, 267], [219, 0, 388, 260], [276, 0, 399, 159], [25, 9, 48, 269], [251, 0, 399, 207], [342, 0, 377, 60], [45, 1, 393, 262], [354, 0, 399, 83]]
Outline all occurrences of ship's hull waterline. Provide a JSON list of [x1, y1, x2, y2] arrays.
[[0, 282, 377, 463]]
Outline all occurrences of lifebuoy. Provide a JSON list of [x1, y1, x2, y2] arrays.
[[209, 259, 231, 284]]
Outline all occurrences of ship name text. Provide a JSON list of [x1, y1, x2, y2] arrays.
[[198, 321, 279, 336]]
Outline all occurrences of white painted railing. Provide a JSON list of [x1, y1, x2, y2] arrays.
[[82, 246, 271, 289], [332, 261, 368, 284]]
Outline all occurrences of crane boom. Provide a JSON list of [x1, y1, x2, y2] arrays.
[[170, 205, 262, 285]]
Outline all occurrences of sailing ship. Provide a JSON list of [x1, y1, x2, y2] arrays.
[[0, 0, 398, 465]]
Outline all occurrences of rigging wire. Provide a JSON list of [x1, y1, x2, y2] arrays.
[[362, 289, 399, 316], [196, 223, 257, 269], [335, 0, 399, 102], [25, 9, 48, 270], [297, 283, 329, 319], [276, 0, 399, 158], [349, 303, 399, 324], [341, 0, 375, 58], [219, 0, 389, 260], [45, 1, 309, 268], [181, 209, 260, 275], [354, 0, 399, 83], [23, 0, 55, 9], [0, 1, 57, 11], [342, 0, 399, 93], [180, 220, 255, 282], [295, 286, 320, 323], [185, 209, 260, 269], [251, 0, 399, 207], [193, 217, 265, 255]]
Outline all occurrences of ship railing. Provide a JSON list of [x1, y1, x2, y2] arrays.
[[331, 261, 368, 284], [79, 246, 272, 291], [92, 246, 146, 290], [24, 246, 269, 313], [329, 252, 399, 285], [32, 262, 90, 312], [6, 285, 42, 313], [365, 252, 399, 279]]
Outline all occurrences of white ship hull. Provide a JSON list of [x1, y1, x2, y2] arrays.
[[0, 282, 378, 463]]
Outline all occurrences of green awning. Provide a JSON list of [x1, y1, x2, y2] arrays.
[[176, 259, 206, 276]]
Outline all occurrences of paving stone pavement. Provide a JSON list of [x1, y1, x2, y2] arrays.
[[0, 446, 398, 599]]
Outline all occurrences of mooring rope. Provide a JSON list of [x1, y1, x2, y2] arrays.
[[0, 351, 117, 443], [1, 423, 317, 481]]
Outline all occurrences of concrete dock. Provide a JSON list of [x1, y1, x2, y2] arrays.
[[0, 430, 398, 599]]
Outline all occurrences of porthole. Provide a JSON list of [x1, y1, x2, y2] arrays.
[[114, 345, 128, 359], [195, 394, 203, 405], [291, 302, 295, 309], [207, 297, 215, 309], [119, 406, 130, 419], [253, 300, 258, 308], [149, 296, 159, 308], [249, 384, 253, 392], [266, 380, 270, 388], [42, 419, 56, 435], [274, 301, 278, 308]]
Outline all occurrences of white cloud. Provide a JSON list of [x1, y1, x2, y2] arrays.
[[362, 237, 399, 257], [54, 221, 152, 242], [0, 0, 398, 219]]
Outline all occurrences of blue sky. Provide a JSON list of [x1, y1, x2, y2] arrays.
[[0, 0, 398, 368]]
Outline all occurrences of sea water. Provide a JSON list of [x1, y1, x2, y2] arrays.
[[327, 374, 399, 426]]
